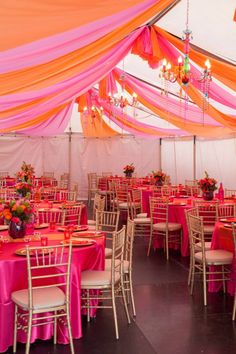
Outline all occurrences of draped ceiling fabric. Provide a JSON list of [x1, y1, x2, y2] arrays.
[[0, 0, 235, 137]]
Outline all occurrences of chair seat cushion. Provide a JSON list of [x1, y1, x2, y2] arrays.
[[88, 219, 96, 226], [118, 202, 128, 209], [195, 249, 233, 265], [105, 247, 112, 258], [11, 287, 65, 310], [194, 241, 212, 251], [105, 259, 129, 273], [153, 222, 182, 232], [134, 217, 151, 224], [137, 213, 148, 218], [81, 270, 120, 287], [203, 225, 214, 234]]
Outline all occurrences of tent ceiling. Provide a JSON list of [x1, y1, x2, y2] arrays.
[[157, 0, 236, 63]]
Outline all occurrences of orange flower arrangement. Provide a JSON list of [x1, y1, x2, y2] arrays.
[[0, 199, 34, 223]]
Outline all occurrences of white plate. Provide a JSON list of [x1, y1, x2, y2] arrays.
[[0, 225, 9, 231]]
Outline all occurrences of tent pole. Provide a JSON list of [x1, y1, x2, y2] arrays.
[[193, 135, 196, 180], [159, 138, 162, 170], [68, 127, 72, 190]]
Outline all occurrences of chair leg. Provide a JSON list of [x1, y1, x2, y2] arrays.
[[203, 264, 207, 306], [147, 228, 153, 256], [165, 231, 169, 261], [121, 275, 131, 325], [111, 287, 119, 339], [13, 305, 18, 353], [129, 272, 136, 317], [188, 253, 193, 286], [190, 259, 195, 295], [54, 310, 57, 345], [222, 266, 226, 293], [232, 295, 236, 321], [25, 310, 33, 354], [66, 306, 75, 354], [86, 289, 90, 322]]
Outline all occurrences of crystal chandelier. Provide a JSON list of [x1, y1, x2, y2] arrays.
[[159, 0, 212, 94], [107, 73, 138, 109]]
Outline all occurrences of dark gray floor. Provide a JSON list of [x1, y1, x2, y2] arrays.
[[5, 238, 236, 354]]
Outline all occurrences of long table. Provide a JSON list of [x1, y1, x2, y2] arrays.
[[0, 231, 105, 353]]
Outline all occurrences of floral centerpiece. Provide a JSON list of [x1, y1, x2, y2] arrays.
[[123, 163, 135, 177], [0, 199, 34, 238], [16, 161, 35, 182], [152, 170, 166, 186], [15, 181, 32, 198], [198, 171, 217, 200], [16, 161, 34, 197]]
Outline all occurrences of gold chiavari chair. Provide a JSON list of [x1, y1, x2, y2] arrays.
[[225, 189, 236, 198], [11, 243, 74, 354], [128, 194, 151, 239], [81, 226, 130, 339], [59, 190, 77, 202], [188, 214, 233, 306], [88, 193, 105, 227], [37, 209, 63, 225], [185, 179, 199, 187], [193, 200, 219, 241], [43, 172, 54, 178], [87, 173, 99, 205], [185, 185, 201, 197], [95, 210, 120, 258], [102, 172, 112, 176], [105, 219, 136, 317], [41, 187, 57, 201], [148, 197, 182, 259], [61, 204, 83, 226], [217, 204, 236, 219]]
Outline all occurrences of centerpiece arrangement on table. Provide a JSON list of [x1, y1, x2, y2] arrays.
[[123, 163, 135, 178], [0, 199, 34, 238], [16, 161, 35, 197], [152, 170, 166, 186], [198, 171, 217, 201]]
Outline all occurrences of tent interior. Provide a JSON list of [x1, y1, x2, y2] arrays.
[[0, 0, 235, 194]]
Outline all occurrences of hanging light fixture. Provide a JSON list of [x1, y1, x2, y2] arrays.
[[159, 0, 212, 93]]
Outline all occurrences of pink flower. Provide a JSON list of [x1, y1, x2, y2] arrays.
[[11, 217, 20, 223]]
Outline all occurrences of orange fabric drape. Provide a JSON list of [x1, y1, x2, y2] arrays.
[[0, 0, 155, 51], [0, 1, 174, 96], [154, 26, 236, 91], [80, 110, 118, 137]]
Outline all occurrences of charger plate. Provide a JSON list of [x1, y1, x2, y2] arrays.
[[72, 231, 103, 238], [15, 248, 54, 256], [57, 225, 88, 232], [34, 223, 49, 229], [61, 239, 94, 247]]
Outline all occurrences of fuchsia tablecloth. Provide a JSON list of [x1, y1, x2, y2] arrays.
[[0, 235, 104, 353]]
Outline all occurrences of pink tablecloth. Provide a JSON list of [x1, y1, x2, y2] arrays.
[[142, 189, 191, 257], [0, 236, 104, 353]]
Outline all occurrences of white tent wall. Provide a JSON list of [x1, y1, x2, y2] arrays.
[[161, 138, 194, 184], [70, 135, 161, 198], [161, 136, 236, 189], [0, 135, 160, 199]]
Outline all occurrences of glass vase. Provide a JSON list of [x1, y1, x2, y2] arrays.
[[203, 190, 214, 201], [8, 220, 26, 239]]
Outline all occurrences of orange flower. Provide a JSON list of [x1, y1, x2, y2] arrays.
[[4, 212, 12, 220], [12, 205, 17, 211]]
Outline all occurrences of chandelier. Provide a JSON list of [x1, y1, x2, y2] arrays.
[[159, 0, 212, 95], [107, 73, 138, 109]]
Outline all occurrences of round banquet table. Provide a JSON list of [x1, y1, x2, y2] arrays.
[[0, 231, 104, 353]]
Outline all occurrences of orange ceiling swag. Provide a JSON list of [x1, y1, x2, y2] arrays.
[[80, 109, 118, 138], [0, 1, 173, 95], [154, 26, 236, 91]]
